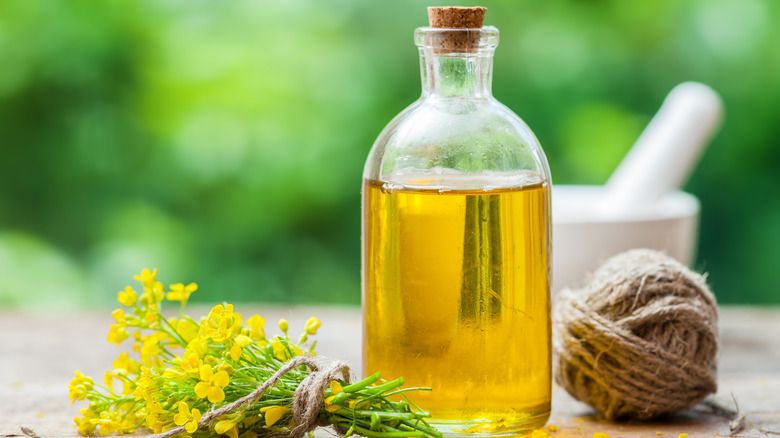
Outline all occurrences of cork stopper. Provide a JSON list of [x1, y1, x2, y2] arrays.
[[425, 6, 487, 53], [427, 6, 486, 29]]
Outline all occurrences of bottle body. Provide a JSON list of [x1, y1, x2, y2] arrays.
[[362, 26, 551, 436], [363, 176, 550, 434]]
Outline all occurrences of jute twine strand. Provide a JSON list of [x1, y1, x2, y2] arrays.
[[290, 359, 351, 438], [553, 249, 718, 421], [150, 356, 351, 438]]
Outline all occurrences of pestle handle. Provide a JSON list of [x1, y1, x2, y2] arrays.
[[602, 82, 724, 209]]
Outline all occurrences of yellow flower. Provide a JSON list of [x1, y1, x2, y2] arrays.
[[260, 406, 291, 427], [147, 396, 162, 414], [173, 401, 202, 434], [117, 286, 137, 307], [74, 408, 97, 436], [167, 282, 198, 303], [594, 433, 610, 438], [202, 316, 233, 342], [132, 367, 154, 401], [229, 335, 253, 361], [218, 362, 234, 374], [92, 410, 122, 435], [108, 309, 129, 344], [202, 304, 242, 342], [271, 338, 290, 361], [246, 315, 266, 342], [215, 419, 237, 434], [134, 268, 158, 290], [222, 425, 239, 438], [104, 371, 116, 388], [145, 408, 165, 434], [120, 415, 138, 434], [186, 337, 209, 358], [107, 324, 128, 345], [323, 381, 344, 411], [162, 367, 185, 380], [68, 371, 94, 403], [230, 313, 243, 333], [323, 395, 341, 413], [181, 351, 203, 377], [142, 305, 160, 327], [208, 303, 234, 321], [139, 281, 165, 307], [71, 273, 347, 437], [140, 333, 166, 366], [152, 281, 164, 302], [194, 365, 230, 403], [112, 308, 127, 324], [113, 352, 140, 374], [236, 335, 254, 348], [304, 317, 321, 335], [174, 318, 200, 344], [120, 377, 133, 397]]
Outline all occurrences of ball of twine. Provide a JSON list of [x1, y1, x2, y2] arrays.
[[553, 249, 719, 421]]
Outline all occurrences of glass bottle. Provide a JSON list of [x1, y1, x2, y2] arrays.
[[362, 8, 552, 436]]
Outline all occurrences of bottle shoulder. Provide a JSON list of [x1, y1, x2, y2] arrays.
[[364, 97, 550, 184]]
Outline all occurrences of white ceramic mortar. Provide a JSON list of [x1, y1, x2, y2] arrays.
[[552, 185, 700, 292], [551, 82, 722, 292]]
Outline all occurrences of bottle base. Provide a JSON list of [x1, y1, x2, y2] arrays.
[[428, 406, 551, 437]]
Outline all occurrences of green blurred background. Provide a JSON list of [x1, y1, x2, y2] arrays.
[[1, 0, 778, 309]]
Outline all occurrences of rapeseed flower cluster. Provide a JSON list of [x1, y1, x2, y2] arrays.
[[69, 270, 440, 438]]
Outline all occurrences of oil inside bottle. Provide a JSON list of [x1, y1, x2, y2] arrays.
[[362, 170, 551, 436]]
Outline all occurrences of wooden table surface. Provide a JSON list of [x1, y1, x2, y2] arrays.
[[2, 305, 779, 438]]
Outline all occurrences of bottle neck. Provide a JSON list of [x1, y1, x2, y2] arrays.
[[419, 49, 494, 99]]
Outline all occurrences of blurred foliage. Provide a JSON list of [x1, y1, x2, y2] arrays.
[[0, 0, 778, 308]]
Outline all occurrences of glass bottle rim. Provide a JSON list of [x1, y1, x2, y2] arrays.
[[414, 25, 499, 51]]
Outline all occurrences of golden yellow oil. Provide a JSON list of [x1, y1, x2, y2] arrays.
[[362, 174, 551, 436]]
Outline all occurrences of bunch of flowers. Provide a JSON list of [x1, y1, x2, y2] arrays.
[[69, 269, 441, 438]]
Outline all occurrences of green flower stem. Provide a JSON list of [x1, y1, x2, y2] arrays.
[[333, 409, 428, 420], [157, 316, 189, 347], [241, 345, 264, 364], [386, 387, 432, 397], [156, 316, 184, 341], [359, 377, 405, 395], [157, 343, 178, 358], [343, 423, 432, 438], [93, 383, 120, 400], [399, 419, 443, 437], [342, 372, 381, 393], [384, 423, 428, 435]]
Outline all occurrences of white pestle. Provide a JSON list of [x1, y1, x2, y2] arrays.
[[600, 82, 724, 215]]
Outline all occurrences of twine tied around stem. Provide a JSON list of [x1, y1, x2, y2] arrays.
[[150, 356, 351, 438]]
